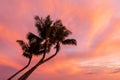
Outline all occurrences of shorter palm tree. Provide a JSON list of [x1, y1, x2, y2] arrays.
[[8, 32, 43, 80], [8, 40, 32, 80]]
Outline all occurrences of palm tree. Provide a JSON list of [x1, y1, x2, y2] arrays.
[[18, 15, 77, 80], [8, 32, 44, 80]]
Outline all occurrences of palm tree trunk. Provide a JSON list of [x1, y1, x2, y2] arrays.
[[18, 49, 58, 80], [8, 58, 32, 80]]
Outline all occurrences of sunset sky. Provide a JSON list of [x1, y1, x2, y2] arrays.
[[1, 0, 120, 80]]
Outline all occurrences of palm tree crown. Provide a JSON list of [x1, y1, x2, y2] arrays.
[[14, 15, 77, 80]]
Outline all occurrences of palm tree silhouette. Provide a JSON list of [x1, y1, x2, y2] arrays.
[[18, 15, 77, 80], [8, 32, 44, 80]]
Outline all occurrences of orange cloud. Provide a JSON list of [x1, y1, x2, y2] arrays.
[[32, 52, 81, 76], [92, 18, 120, 57], [0, 53, 22, 70], [0, 24, 23, 45]]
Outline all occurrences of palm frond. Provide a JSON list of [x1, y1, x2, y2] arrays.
[[35, 23, 42, 33], [34, 16, 40, 21], [45, 15, 53, 27], [63, 29, 72, 37], [16, 40, 28, 51], [53, 20, 63, 27], [62, 39, 77, 45], [34, 16, 44, 37], [27, 32, 43, 43]]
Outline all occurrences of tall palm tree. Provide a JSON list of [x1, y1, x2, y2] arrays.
[[8, 32, 44, 80], [18, 15, 77, 80]]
